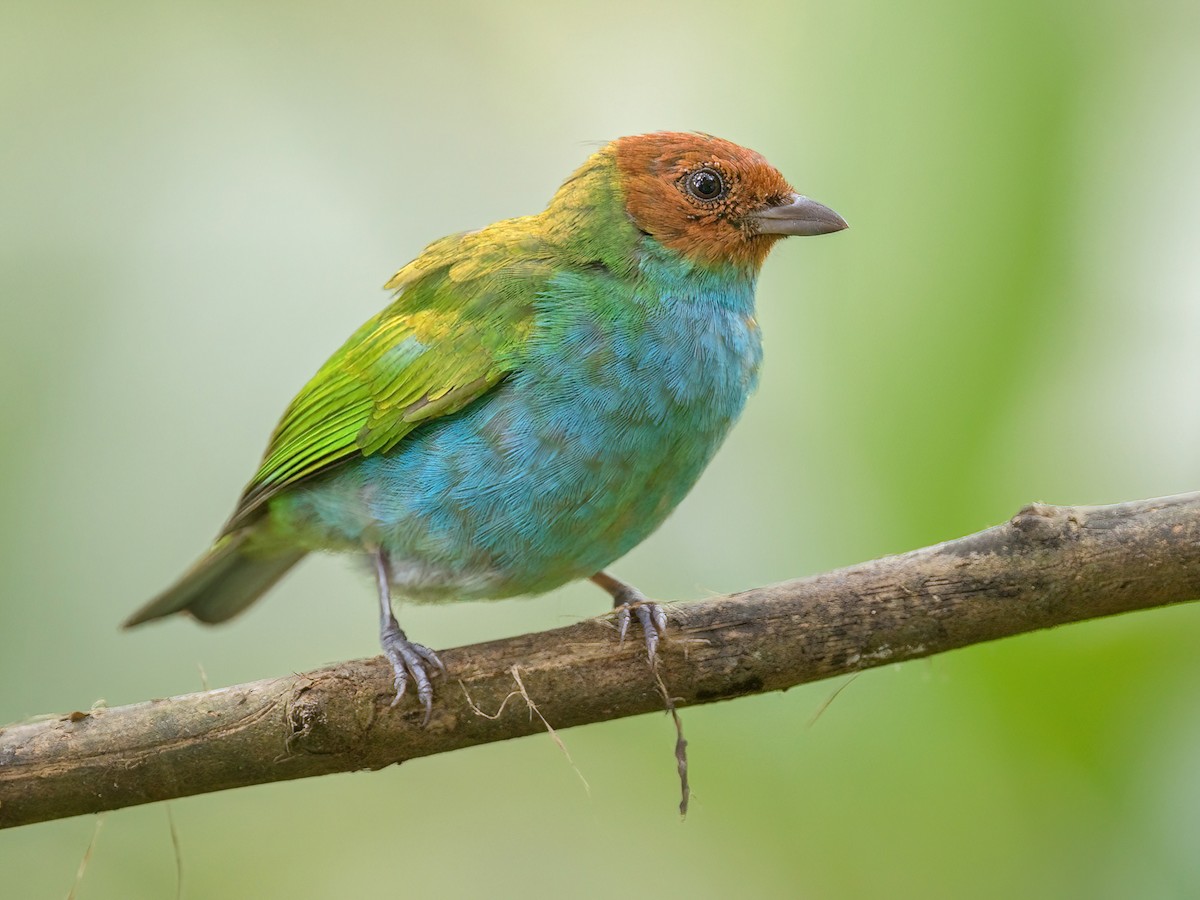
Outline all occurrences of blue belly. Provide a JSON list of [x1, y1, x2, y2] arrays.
[[270, 266, 763, 600]]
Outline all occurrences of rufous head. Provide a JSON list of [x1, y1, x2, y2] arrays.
[[612, 132, 846, 270]]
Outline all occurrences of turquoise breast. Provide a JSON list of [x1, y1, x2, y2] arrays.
[[272, 246, 763, 601]]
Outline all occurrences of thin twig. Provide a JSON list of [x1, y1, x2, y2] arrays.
[[807, 673, 862, 729], [166, 803, 184, 900], [509, 666, 590, 796], [66, 813, 105, 900], [652, 668, 689, 817]]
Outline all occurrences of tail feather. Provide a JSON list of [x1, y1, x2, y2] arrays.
[[125, 532, 305, 627]]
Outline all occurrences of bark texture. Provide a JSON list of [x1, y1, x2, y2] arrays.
[[3, 492, 1200, 829]]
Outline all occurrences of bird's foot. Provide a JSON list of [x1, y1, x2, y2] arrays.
[[380, 624, 446, 725], [611, 585, 669, 666]]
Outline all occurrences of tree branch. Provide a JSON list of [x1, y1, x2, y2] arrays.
[[4, 492, 1200, 829]]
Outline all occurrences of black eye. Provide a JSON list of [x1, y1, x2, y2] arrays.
[[685, 167, 725, 202]]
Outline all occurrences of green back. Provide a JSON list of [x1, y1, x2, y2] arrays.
[[222, 144, 638, 534], [223, 223, 552, 532]]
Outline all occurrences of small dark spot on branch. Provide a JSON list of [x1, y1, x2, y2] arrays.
[[695, 676, 764, 702]]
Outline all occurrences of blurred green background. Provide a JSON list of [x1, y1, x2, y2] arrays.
[[3, 1, 1200, 897]]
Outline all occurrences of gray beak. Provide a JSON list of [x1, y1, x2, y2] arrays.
[[750, 193, 848, 236]]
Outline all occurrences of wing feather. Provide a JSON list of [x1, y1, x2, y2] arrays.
[[222, 224, 547, 533]]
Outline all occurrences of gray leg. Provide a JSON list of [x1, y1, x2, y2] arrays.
[[590, 571, 668, 665], [375, 549, 445, 725]]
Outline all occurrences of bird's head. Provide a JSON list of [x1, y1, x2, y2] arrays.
[[610, 132, 847, 271]]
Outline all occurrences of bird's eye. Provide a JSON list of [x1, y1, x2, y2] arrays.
[[685, 167, 726, 202]]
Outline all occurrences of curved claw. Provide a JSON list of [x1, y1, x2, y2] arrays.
[[381, 627, 445, 726], [615, 603, 631, 643], [591, 572, 669, 665], [612, 591, 668, 666], [640, 602, 670, 662]]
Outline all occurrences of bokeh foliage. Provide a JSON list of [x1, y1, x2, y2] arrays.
[[3, 2, 1200, 897]]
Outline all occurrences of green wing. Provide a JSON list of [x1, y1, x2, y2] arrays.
[[223, 223, 549, 533]]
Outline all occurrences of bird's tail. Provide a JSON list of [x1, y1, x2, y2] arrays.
[[124, 531, 305, 627]]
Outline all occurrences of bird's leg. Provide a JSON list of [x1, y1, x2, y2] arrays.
[[374, 549, 445, 725], [590, 570, 668, 665]]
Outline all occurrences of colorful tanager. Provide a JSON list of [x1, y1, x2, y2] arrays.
[[126, 132, 847, 721]]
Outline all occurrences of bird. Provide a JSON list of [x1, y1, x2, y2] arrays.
[[125, 132, 847, 723]]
